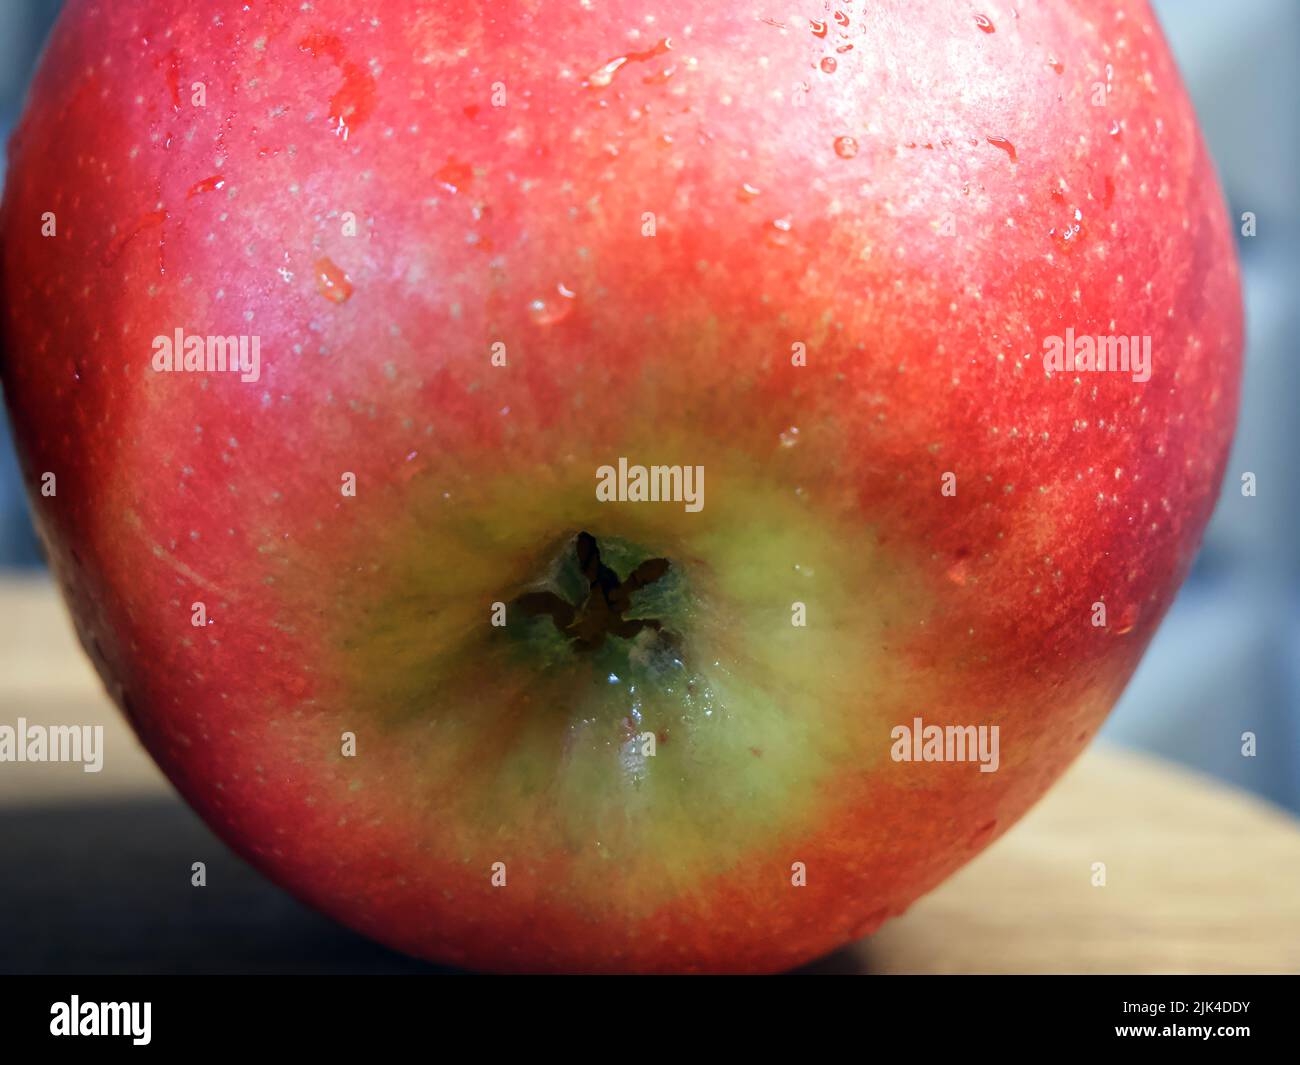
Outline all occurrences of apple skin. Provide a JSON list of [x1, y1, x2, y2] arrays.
[[0, 0, 1240, 973]]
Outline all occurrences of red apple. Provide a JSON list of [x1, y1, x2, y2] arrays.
[[0, 0, 1241, 972]]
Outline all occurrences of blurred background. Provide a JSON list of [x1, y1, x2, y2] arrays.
[[9, 0, 1294, 808]]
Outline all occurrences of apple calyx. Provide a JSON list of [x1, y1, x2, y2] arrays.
[[512, 531, 682, 655]]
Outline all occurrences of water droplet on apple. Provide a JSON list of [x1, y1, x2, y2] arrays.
[[779, 426, 800, 447], [528, 283, 576, 325], [974, 13, 995, 33], [585, 57, 627, 89], [986, 135, 1017, 163], [1049, 208, 1085, 252], [767, 217, 794, 247], [186, 175, 226, 199], [297, 33, 377, 139], [1115, 604, 1139, 635], [833, 136, 859, 159], [314, 256, 353, 303], [737, 182, 762, 202], [820, 56, 837, 74], [583, 38, 672, 89], [810, 19, 828, 38]]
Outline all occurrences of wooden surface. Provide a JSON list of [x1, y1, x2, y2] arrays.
[[2, 574, 1298, 974]]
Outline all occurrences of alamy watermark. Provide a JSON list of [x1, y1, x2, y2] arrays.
[[50, 997, 150, 1045], [0, 717, 103, 772], [1043, 327, 1151, 383], [151, 328, 261, 383], [890, 716, 999, 773], [596, 457, 704, 512]]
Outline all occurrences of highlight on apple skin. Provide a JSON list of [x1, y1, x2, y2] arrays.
[[0, 0, 1241, 972]]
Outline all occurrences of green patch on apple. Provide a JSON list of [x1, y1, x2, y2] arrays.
[[320, 460, 935, 900]]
